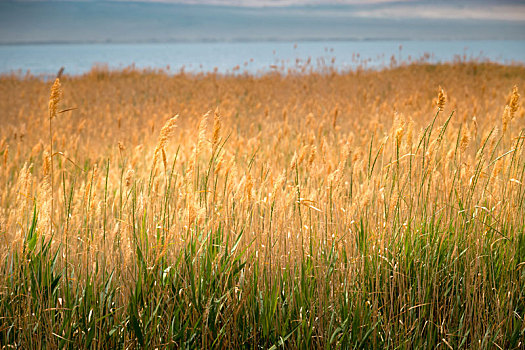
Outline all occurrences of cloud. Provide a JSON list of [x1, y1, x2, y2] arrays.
[[2, 0, 524, 43], [103, 0, 525, 20], [112, 0, 413, 7], [353, 4, 525, 22]]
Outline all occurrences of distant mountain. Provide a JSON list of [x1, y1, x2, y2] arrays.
[[0, 0, 524, 44]]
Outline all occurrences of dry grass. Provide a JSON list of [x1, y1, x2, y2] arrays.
[[0, 62, 524, 348]]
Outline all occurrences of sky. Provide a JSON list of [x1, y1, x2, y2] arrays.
[[0, 0, 524, 43]]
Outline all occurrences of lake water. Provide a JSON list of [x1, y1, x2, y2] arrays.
[[1, 40, 524, 77]]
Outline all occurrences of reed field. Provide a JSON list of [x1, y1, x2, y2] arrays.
[[1, 61, 525, 348]]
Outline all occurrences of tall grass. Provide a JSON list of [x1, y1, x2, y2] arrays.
[[0, 62, 524, 348]]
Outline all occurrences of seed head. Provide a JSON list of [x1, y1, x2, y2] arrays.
[[460, 130, 470, 153], [125, 167, 134, 187], [212, 107, 222, 150], [196, 112, 209, 157], [152, 115, 178, 170], [42, 150, 51, 177], [502, 106, 511, 134], [436, 86, 446, 110], [162, 148, 168, 171], [509, 85, 520, 119], [48, 78, 62, 119]]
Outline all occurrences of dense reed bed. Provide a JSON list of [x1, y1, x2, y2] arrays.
[[0, 62, 524, 348]]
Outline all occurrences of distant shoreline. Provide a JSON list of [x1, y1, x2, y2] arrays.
[[2, 40, 524, 78], [2, 61, 525, 81], [2, 38, 525, 46]]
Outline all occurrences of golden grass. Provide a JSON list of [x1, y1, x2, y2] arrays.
[[0, 62, 524, 348]]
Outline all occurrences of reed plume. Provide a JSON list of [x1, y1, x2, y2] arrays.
[[48, 78, 61, 120], [509, 85, 520, 118], [47, 78, 61, 235], [152, 115, 178, 171], [212, 107, 221, 152], [437, 86, 446, 110]]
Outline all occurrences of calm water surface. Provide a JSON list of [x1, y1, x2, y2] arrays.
[[1, 40, 524, 77]]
